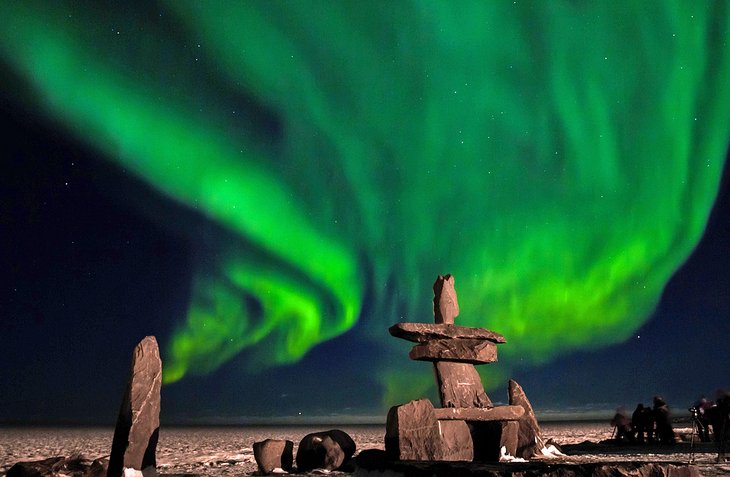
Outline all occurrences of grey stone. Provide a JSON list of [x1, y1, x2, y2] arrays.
[[295, 430, 355, 472], [433, 274, 459, 324], [389, 323, 506, 344], [107, 336, 162, 477], [509, 379, 544, 459], [410, 339, 497, 364], [434, 405, 524, 422], [253, 439, 293, 474], [434, 362, 492, 408]]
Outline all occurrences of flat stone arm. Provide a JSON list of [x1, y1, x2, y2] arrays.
[[433, 405, 525, 422], [389, 323, 506, 343]]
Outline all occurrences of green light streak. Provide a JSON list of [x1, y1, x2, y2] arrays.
[[1, 2, 729, 400]]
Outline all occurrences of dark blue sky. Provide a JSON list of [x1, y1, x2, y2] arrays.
[[2, 89, 728, 424]]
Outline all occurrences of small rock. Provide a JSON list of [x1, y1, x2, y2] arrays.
[[253, 439, 293, 474]]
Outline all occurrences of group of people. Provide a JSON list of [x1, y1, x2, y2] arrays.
[[611, 395, 676, 444], [690, 392, 730, 446], [610, 391, 730, 448]]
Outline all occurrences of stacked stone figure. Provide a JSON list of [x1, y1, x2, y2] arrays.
[[386, 274, 541, 462]]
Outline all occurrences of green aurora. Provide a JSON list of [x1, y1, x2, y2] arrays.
[[2, 1, 730, 405]]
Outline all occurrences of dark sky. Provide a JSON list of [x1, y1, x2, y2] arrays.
[[2, 3, 730, 425], [2, 93, 728, 424]]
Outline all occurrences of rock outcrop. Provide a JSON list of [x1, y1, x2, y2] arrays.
[[107, 336, 162, 477]]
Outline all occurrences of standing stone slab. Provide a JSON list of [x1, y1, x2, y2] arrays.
[[434, 362, 492, 408], [107, 336, 162, 477], [253, 439, 293, 474], [509, 379, 544, 459]]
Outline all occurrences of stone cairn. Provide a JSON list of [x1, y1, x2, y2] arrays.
[[386, 274, 541, 462]]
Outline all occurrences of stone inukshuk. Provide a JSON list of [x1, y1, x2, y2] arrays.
[[386, 274, 526, 462]]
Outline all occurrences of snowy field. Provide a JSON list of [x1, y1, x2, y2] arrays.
[[1, 422, 728, 476]]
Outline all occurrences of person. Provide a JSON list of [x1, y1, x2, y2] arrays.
[[632, 403, 652, 443], [653, 395, 676, 444], [610, 406, 633, 443], [691, 396, 712, 442], [706, 390, 730, 461]]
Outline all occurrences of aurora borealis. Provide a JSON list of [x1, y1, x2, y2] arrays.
[[2, 1, 730, 421]]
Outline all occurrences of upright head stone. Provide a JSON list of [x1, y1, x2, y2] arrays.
[[433, 274, 459, 324], [107, 336, 162, 477]]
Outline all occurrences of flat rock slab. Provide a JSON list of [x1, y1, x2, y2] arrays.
[[434, 405, 524, 422], [410, 339, 497, 364], [355, 456, 700, 477], [390, 323, 506, 343]]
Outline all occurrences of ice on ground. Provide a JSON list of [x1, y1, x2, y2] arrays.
[[499, 446, 527, 463], [539, 444, 566, 458]]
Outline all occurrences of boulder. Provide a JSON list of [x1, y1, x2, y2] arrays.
[[253, 439, 293, 474], [433, 274, 459, 324], [386, 399, 473, 461], [389, 322, 506, 343], [385, 399, 443, 461], [107, 336, 162, 477], [410, 339, 497, 364], [508, 379, 543, 458], [295, 429, 355, 471]]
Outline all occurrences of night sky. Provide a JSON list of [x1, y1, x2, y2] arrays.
[[2, 2, 729, 424]]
